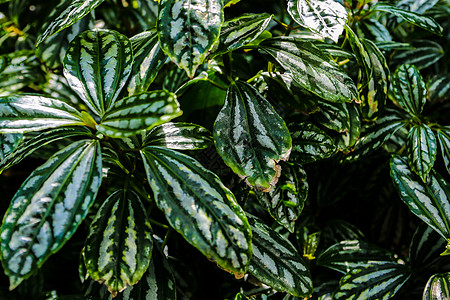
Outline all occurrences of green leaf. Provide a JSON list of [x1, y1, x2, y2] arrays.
[[0, 139, 102, 289], [289, 121, 336, 164], [247, 214, 313, 297], [390, 156, 450, 243], [213, 81, 292, 191], [41, 74, 84, 108], [407, 124, 437, 181], [259, 37, 358, 103], [374, 41, 413, 51], [127, 30, 167, 96], [391, 64, 427, 118], [0, 94, 85, 133], [63, 29, 133, 117], [423, 273, 450, 300], [333, 261, 411, 299], [409, 223, 447, 270], [36, 0, 105, 46], [96, 91, 182, 138], [0, 133, 22, 161], [314, 102, 352, 133], [141, 146, 252, 274], [287, 0, 348, 43], [356, 19, 392, 42], [143, 122, 213, 150], [255, 162, 308, 233], [334, 102, 361, 150], [372, 3, 443, 35], [392, 40, 444, 70], [317, 240, 394, 274], [437, 128, 450, 176], [210, 13, 272, 58], [428, 74, 450, 101], [157, 0, 224, 78], [396, 0, 440, 14], [84, 189, 153, 296]]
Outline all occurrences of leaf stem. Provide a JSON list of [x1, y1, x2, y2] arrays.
[[161, 228, 173, 250], [149, 219, 169, 229]]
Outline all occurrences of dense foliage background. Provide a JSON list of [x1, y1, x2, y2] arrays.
[[0, 0, 449, 299]]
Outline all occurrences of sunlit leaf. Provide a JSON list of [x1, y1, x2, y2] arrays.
[[0, 133, 22, 161], [423, 273, 450, 300]]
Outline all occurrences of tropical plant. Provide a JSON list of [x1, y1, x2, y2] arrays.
[[0, 0, 449, 299]]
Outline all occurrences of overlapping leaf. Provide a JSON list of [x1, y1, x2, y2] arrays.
[[396, 0, 440, 14], [141, 146, 252, 273], [407, 124, 437, 181], [96, 91, 181, 138], [157, 0, 223, 77], [428, 74, 450, 101], [84, 189, 153, 296], [392, 40, 444, 70], [314, 101, 351, 133], [213, 81, 292, 191], [436, 128, 450, 176], [357, 19, 392, 42], [247, 214, 313, 297], [409, 223, 447, 270], [423, 273, 450, 300], [334, 103, 361, 150], [0, 139, 102, 289], [259, 37, 358, 103], [0, 133, 22, 161], [63, 29, 133, 117]]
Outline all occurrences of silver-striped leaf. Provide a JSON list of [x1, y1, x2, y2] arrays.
[[407, 124, 437, 182], [423, 273, 450, 300], [374, 41, 413, 51], [143, 122, 213, 150], [314, 102, 351, 133], [36, 0, 105, 46], [317, 240, 394, 274], [287, 0, 348, 43], [84, 189, 153, 296], [372, 3, 443, 35], [334, 102, 361, 150], [0, 139, 102, 289], [259, 37, 358, 103], [63, 29, 133, 117], [41, 74, 84, 107], [396, 0, 440, 14], [130, 0, 159, 29], [210, 13, 272, 58], [356, 19, 392, 42], [391, 64, 427, 118], [141, 146, 252, 274], [390, 156, 450, 245], [0, 94, 85, 133], [255, 162, 308, 233], [0, 133, 22, 161], [333, 261, 411, 299], [289, 121, 336, 164], [247, 214, 313, 297], [157, 0, 224, 78], [392, 40, 444, 70], [428, 74, 450, 101], [409, 223, 447, 270], [213, 81, 292, 192], [127, 30, 167, 96], [96, 91, 182, 138], [437, 128, 450, 176]]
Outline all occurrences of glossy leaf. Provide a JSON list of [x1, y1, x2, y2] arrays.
[[437, 128, 450, 176], [314, 102, 351, 133], [41, 74, 84, 107], [259, 37, 358, 103], [289, 121, 336, 164], [127, 30, 167, 96], [423, 273, 450, 300], [247, 214, 313, 297], [407, 124, 437, 182], [157, 0, 223, 77], [63, 29, 133, 117], [409, 223, 447, 270], [84, 190, 153, 296], [428, 74, 450, 101], [0, 133, 22, 161], [37, 0, 105, 45], [374, 41, 413, 51], [0, 140, 102, 289], [255, 162, 308, 233], [96, 91, 181, 138], [141, 146, 252, 274], [333, 261, 411, 299], [213, 81, 292, 191], [392, 40, 444, 70], [396, 0, 440, 14], [287, 0, 348, 42], [143, 122, 213, 150], [0, 94, 85, 133], [357, 19, 391, 42], [334, 102, 361, 150]]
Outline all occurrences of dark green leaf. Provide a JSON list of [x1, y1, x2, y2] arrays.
[[0, 139, 102, 289], [141, 146, 252, 274], [437, 128, 450, 176], [396, 0, 440, 14], [334, 102, 361, 150], [409, 223, 447, 270], [407, 124, 437, 181], [41, 74, 84, 108], [374, 41, 413, 51], [423, 273, 450, 300], [428, 74, 450, 101], [356, 19, 392, 42], [314, 102, 351, 133], [0, 133, 22, 161], [392, 40, 444, 70], [213, 81, 292, 191]]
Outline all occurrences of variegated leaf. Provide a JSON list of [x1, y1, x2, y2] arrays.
[[141, 146, 252, 273], [314, 101, 351, 133], [333, 261, 411, 299], [41, 74, 84, 107], [423, 273, 450, 300], [428, 74, 450, 101], [213, 81, 292, 191], [63, 29, 133, 117], [409, 223, 447, 270], [36, 0, 105, 45], [127, 30, 167, 96], [437, 128, 450, 176], [259, 37, 358, 103], [289, 121, 336, 164], [317, 240, 394, 274], [84, 189, 153, 296], [157, 0, 223, 78], [391, 64, 427, 118], [396, 0, 440, 14], [287, 0, 348, 43], [255, 162, 308, 233], [374, 41, 413, 51], [390, 156, 450, 245], [0, 94, 85, 133], [247, 214, 313, 297], [131, 0, 159, 29], [0, 133, 22, 161], [356, 19, 392, 42], [334, 102, 360, 150], [143, 122, 213, 150], [392, 40, 444, 70], [0, 139, 102, 289], [96, 91, 182, 138], [407, 124, 437, 182]]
